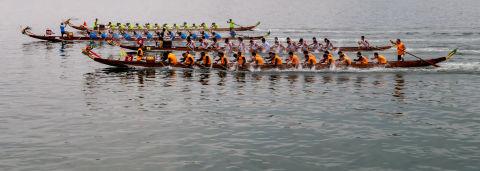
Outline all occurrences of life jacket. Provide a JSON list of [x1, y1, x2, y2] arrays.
[[254, 54, 265, 65], [290, 55, 300, 65], [137, 48, 144, 56], [229, 21, 235, 28], [167, 53, 177, 64], [271, 55, 283, 65], [307, 54, 317, 65], [397, 42, 406, 55], [220, 55, 229, 65], [184, 54, 195, 65], [324, 54, 335, 64], [376, 55, 388, 64], [359, 56, 369, 64], [341, 55, 352, 65], [202, 55, 212, 65], [237, 55, 246, 65]]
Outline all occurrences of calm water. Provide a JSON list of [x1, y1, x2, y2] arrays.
[[2, 0, 480, 170]]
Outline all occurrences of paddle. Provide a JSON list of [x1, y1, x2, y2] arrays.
[[390, 40, 440, 67]]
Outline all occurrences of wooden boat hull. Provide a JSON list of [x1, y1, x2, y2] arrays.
[[65, 19, 260, 32], [83, 49, 456, 71], [22, 27, 267, 43], [335, 46, 392, 52]]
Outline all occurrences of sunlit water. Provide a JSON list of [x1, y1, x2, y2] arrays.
[[1, 0, 480, 170]]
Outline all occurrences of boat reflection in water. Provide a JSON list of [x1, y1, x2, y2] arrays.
[[82, 68, 411, 112]]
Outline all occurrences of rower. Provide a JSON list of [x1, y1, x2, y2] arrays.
[[198, 38, 209, 49], [285, 37, 297, 53], [182, 22, 189, 30], [212, 32, 222, 39], [251, 51, 265, 66], [308, 37, 323, 52], [137, 47, 144, 61], [236, 37, 246, 53], [127, 23, 134, 30], [202, 31, 210, 39], [100, 31, 108, 39], [88, 31, 98, 39], [154, 23, 160, 29], [179, 32, 187, 39], [208, 38, 221, 50], [336, 51, 352, 66], [270, 52, 283, 66], [320, 51, 335, 65], [173, 23, 180, 30], [216, 51, 229, 68], [354, 52, 369, 64], [371, 52, 388, 64], [297, 38, 308, 52], [190, 32, 198, 40], [191, 23, 198, 29], [119, 23, 126, 30], [391, 39, 406, 61], [200, 23, 208, 31], [136, 23, 144, 29], [145, 31, 153, 39], [182, 52, 195, 66], [235, 51, 246, 67], [260, 37, 271, 53], [211, 22, 219, 30], [197, 51, 212, 66], [358, 36, 370, 48], [166, 52, 178, 65], [248, 38, 259, 53], [270, 37, 286, 54], [224, 38, 234, 53], [112, 31, 120, 40], [186, 37, 196, 50], [134, 31, 142, 39], [123, 31, 132, 40], [324, 38, 334, 51], [60, 22, 66, 37], [285, 51, 300, 67], [303, 50, 317, 67]]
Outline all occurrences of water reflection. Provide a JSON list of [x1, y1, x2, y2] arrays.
[[393, 74, 406, 101], [198, 71, 210, 85]]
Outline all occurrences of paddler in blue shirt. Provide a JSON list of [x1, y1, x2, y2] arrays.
[[134, 31, 142, 39], [179, 32, 187, 39], [60, 22, 66, 37], [88, 31, 98, 39], [123, 32, 132, 40], [202, 31, 210, 39], [100, 31, 108, 39], [112, 31, 120, 40], [145, 31, 153, 39], [190, 32, 198, 40], [212, 32, 222, 39]]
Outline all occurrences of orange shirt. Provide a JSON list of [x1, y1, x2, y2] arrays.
[[237, 55, 246, 65], [254, 54, 265, 65], [184, 54, 194, 65], [306, 54, 317, 65], [339, 55, 352, 65], [167, 53, 177, 64], [289, 55, 300, 65], [271, 55, 283, 65], [358, 56, 369, 64], [376, 55, 387, 64], [201, 55, 212, 65], [397, 42, 406, 55], [220, 55, 229, 65]]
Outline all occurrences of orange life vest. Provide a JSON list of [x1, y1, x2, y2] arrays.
[[271, 55, 283, 65], [376, 55, 387, 64], [184, 54, 194, 65], [167, 53, 177, 64], [397, 42, 406, 55], [307, 54, 317, 65], [254, 54, 265, 65], [289, 55, 300, 65]]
